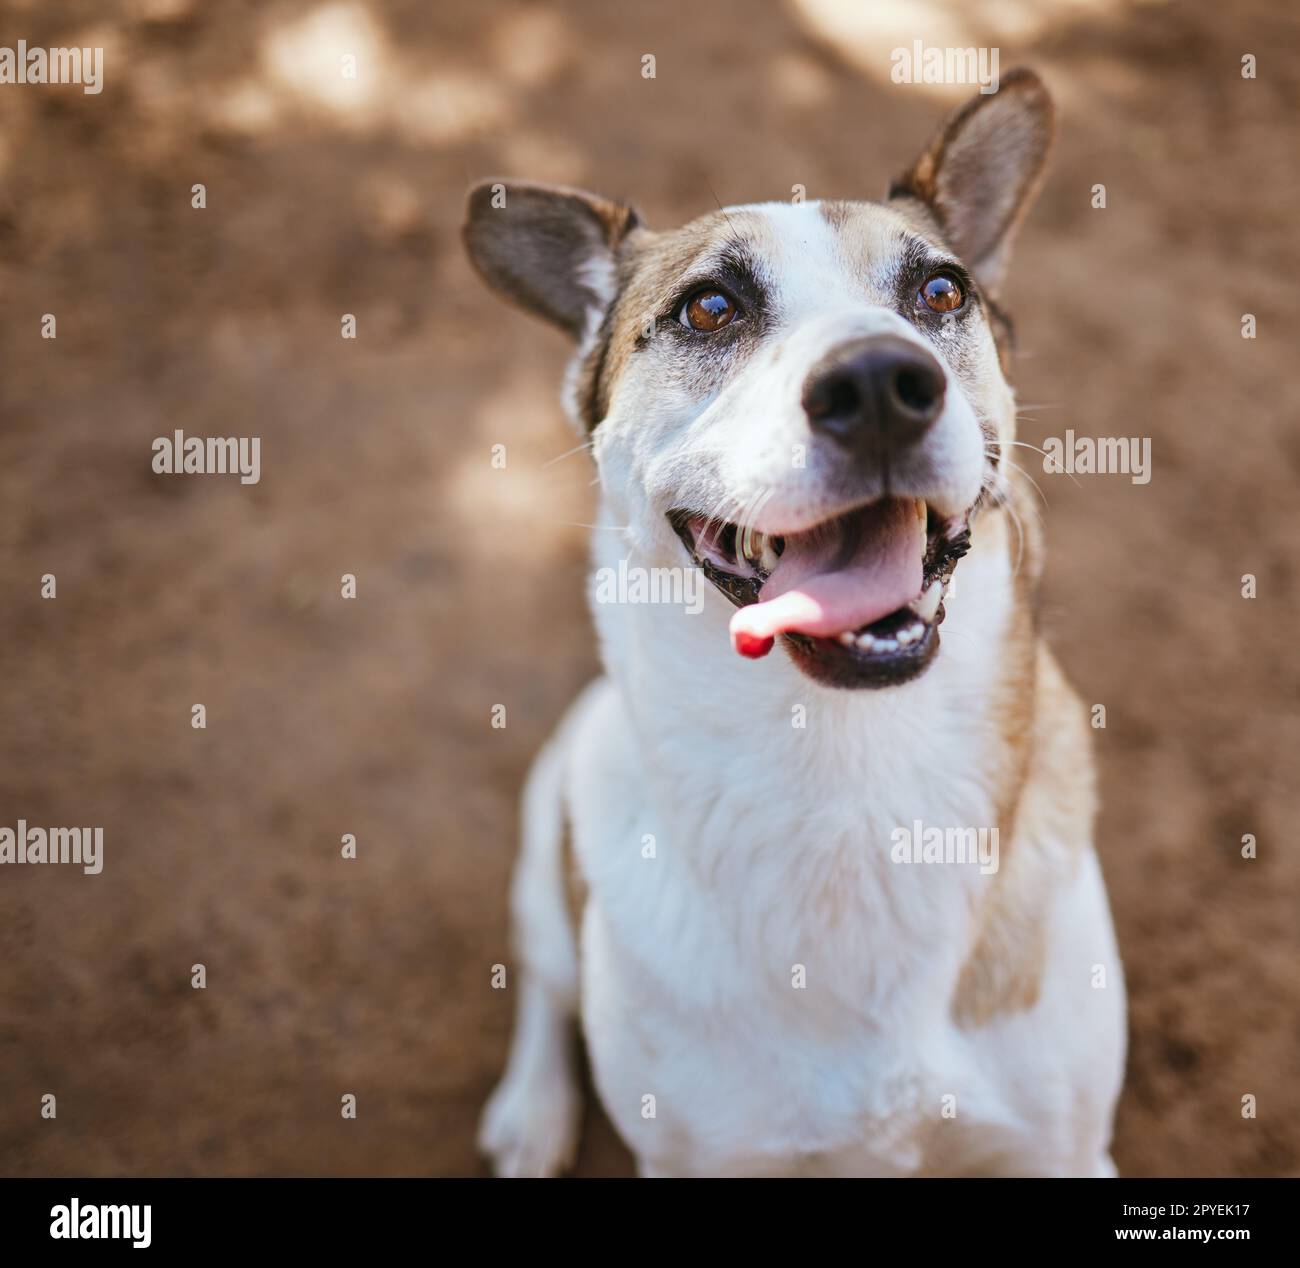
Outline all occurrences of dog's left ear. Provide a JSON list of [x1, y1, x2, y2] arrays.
[[462, 180, 641, 339], [891, 68, 1054, 298]]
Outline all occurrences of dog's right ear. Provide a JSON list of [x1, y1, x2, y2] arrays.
[[462, 181, 641, 340]]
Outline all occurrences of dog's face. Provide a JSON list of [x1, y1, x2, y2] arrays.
[[465, 71, 1053, 689]]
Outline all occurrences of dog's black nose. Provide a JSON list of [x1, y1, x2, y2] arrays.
[[802, 336, 946, 457]]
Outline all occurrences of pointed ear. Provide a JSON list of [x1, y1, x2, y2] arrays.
[[890, 68, 1054, 298], [462, 181, 642, 339]]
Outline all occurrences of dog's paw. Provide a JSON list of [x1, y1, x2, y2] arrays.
[[477, 1065, 582, 1178]]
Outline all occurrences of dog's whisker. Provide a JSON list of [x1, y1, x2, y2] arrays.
[[986, 452, 1051, 509], [1002, 497, 1028, 577], [542, 439, 595, 469], [993, 438, 1053, 458], [987, 440, 1082, 491], [735, 487, 774, 542], [1016, 467, 1052, 510]]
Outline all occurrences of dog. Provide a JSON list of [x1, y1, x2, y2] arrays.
[[464, 69, 1126, 1177]]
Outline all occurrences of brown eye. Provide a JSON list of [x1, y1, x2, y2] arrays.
[[919, 273, 965, 314], [681, 289, 737, 332]]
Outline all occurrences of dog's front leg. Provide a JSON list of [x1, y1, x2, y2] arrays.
[[477, 701, 591, 1177]]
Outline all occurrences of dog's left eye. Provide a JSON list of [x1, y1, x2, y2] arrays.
[[679, 289, 737, 332], [919, 273, 965, 314]]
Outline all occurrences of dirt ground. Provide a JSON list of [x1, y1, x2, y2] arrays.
[[0, 0, 1296, 1177]]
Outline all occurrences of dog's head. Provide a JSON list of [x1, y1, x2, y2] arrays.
[[464, 71, 1053, 689]]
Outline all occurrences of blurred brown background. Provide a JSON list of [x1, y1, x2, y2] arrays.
[[0, 0, 1296, 1177]]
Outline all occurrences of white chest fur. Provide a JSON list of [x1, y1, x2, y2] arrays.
[[561, 509, 1100, 1175]]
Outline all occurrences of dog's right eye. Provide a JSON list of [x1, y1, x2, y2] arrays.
[[679, 289, 737, 332]]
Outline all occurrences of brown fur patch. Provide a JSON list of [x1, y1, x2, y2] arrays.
[[562, 828, 588, 945], [951, 486, 1094, 1029]]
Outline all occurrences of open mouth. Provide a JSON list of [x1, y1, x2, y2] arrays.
[[669, 499, 970, 689]]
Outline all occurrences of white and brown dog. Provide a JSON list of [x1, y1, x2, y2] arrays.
[[465, 69, 1125, 1177]]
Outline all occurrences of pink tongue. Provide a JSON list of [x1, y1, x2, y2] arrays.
[[729, 499, 925, 659]]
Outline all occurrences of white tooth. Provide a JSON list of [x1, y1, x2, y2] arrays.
[[877, 638, 898, 652], [911, 580, 942, 623], [855, 632, 875, 651], [744, 528, 781, 575], [897, 627, 914, 646], [838, 631, 857, 647], [741, 526, 779, 575]]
